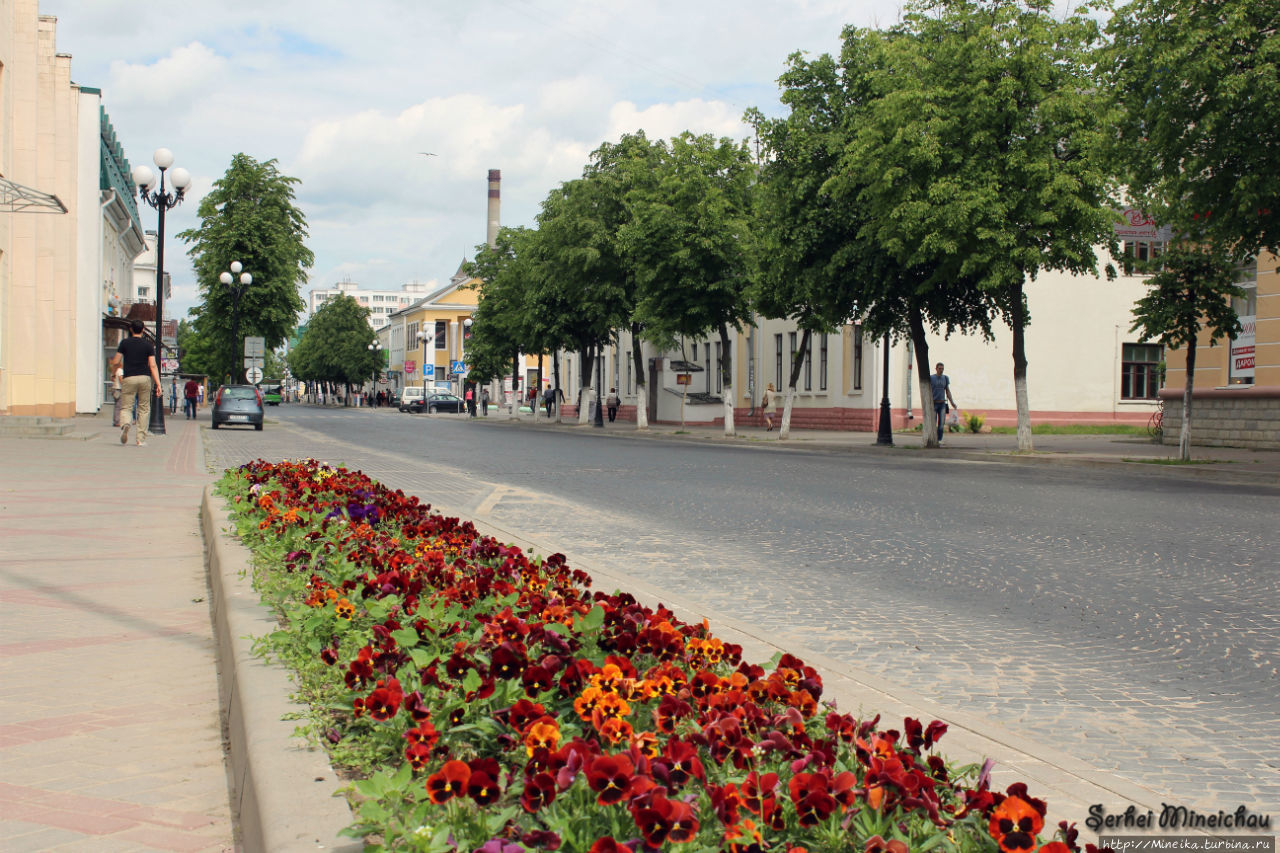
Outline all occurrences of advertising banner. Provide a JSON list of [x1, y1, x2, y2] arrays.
[[1231, 316, 1256, 381]]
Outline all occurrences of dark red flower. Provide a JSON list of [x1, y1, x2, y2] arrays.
[[586, 753, 635, 806], [466, 770, 501, 805], [404, 743, 432, 769], [364, 677, 403, 721], [990, 796, 1045, 853], [521, 772, 557, 813], [588, 839, 631, 853]]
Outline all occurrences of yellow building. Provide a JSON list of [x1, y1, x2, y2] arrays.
[[1159, 250, 1280, 449]]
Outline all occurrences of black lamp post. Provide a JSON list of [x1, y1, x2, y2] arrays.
[[367, 339, 383, 400], [876, 332, 894, 446], [132, 149, 191, 437], [416, 329, 434, 399], [219, 262, 252, 381]]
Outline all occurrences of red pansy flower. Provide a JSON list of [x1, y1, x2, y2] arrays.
[[586, 753, 635, 806], [425, 759, 471, 804]]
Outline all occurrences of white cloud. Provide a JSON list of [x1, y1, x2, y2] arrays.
[[106, 42, 227, 109], [605, 99, 749, 146]]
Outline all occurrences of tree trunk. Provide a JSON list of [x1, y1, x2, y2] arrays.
[[553, 351, 563, 424], [511, 352, 520, 417], [631, 324, 648, 430], [534, 360, 544, 422], [1009, 282, 1033, 451], [908, 308, 937, 447], [779, 328, 810, 440], [579, 344, 595, 425], [1179, 330, 1196, 461], [719, 323, 735, 437]]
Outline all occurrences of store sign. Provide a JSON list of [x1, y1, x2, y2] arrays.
[[1231, 316, 1256, 380], [676, 373, 692, 386], [1113, 208, 1174, 242], [404, 359, 416, 375]]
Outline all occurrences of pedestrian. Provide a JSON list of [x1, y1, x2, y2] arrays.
[[606, 387, 620, 423], [197, 384, 204, 407], [183, 377, 200, 419], [480, 387, 489, 416], [930, 362, 958, 445], [169, 377, 178, 414], [108, 319, 162, 446], [762, 383, 775, 431], [111, 368, 123, 427], [543, 384, 556, 418], [465, 385, 476, 417]]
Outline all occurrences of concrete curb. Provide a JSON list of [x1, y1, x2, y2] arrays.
[[203, 485, 361, 853]]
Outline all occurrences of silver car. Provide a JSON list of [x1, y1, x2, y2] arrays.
[[211, 385, 264, 430]]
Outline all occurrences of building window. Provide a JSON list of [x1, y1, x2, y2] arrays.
[[1122, 240, 1167, 275], [775, 334, 783, 389], [852, 326, 863, 391], [704, 343, 712, 394], [434, 321, 447, 348], [789, 332, 797, 388], [1121, 343, 1162, 400], [819, 334, 828, 391], [714, 341, 723, 394], [407, 322, 419, 344]]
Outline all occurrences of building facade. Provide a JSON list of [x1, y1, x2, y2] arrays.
[[306, 280, 431, 330]]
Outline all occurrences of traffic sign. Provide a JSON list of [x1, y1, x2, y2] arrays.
[[246, 366, 263, 384], [243, 356, 264, 370], [244, 337, 265, 357], [450, 360, 467, 375], [424, 363, 435, 378]]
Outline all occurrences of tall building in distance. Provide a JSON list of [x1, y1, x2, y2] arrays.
[[306, 280, 434, 329]]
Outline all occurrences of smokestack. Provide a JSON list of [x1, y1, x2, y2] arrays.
[[486, 169, 501, 248]]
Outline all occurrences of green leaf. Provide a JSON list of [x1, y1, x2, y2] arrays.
[[390, 627, 420, 650], [462, 669, 482, 694], [578, 605, 605, 632]]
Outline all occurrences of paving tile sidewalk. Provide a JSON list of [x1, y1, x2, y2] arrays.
[[0, 409, 233, 852]]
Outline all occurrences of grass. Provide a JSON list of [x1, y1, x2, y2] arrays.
[[989, 424, 1148, 436]]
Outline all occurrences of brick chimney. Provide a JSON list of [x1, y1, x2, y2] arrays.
[[487, 169, 500, 248]]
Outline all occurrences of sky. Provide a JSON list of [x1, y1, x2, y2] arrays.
[[44, 0, 908, 321]]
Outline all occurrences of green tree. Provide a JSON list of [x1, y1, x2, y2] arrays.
[[287, 295, 380, 401], [622, 133, 755, 435], [1106, 0, 1280, 258], [832, 0, 1117, 450], [465, 227, 543, 414], [1129, 244, 1244, 460], [178, 153, 313, 383], [175, 318, 218, 378]]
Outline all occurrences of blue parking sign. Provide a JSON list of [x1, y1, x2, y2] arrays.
[[424, 364, 435, 378]]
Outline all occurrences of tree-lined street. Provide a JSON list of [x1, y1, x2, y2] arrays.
[[203, 405, 1280, 810]]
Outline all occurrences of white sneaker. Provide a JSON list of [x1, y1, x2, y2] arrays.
[[135, 439, 147, 447]]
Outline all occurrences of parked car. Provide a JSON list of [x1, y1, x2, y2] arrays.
[[422, 393, 465, 413], [398, 387, 426, 412], [211, 384, 264, 430]]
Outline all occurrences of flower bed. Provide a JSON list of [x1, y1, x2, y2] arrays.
[[218, 459, 1103, 853]]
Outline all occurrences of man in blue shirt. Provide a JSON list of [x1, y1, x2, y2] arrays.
[[929, 362, 957, 445]]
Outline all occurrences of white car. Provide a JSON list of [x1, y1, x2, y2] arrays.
[[398, 387, 426, 412]]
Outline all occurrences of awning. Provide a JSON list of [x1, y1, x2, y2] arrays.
[[666, 360, 704, 372], [0, 177, 67, 213]]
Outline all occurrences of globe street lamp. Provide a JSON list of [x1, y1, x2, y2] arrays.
[[218, 262, 252, 382], [132, 148, 191, 436], [416, 328, 434, 393], [876, 332, 893, 446], [367, 339, 383, 402]]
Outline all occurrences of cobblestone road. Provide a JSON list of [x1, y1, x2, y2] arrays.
[[204, 407, 1280, 813]]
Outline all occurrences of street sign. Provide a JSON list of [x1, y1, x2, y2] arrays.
[[246, 366, 263, 383], [424, 363, 435, 378], [243, 356, 264, 370], [676, 373, 692, 386], [450, 360, 467, 375], [244, 337, 265, 357]]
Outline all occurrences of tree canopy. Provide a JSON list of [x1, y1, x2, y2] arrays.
[[288, 295, 381, 388], [178, 153, 313, 383]]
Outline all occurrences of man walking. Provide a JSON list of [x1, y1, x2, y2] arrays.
[[184, 378, 200, 419], [930, 362, 957, 445], [109, 319, 163, 446]]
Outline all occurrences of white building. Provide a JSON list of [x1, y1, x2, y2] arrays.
[[306, 280, 432, 329]]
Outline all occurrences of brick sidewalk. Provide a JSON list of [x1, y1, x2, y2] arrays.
[[0, 412, 232, 852]]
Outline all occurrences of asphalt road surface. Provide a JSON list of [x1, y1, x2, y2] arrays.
[[204, 404, 1280, 812]]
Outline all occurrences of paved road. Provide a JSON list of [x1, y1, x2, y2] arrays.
[[204, 405, 1280, 813]]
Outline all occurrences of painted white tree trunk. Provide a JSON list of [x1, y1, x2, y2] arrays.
[[779, 388, 796, 439], [1014, 374, 1033, 451], [635, 388, 649, 430], [578, 388, 592, 425], [920, 375, 939, 448], [723, 393, 735, 436]]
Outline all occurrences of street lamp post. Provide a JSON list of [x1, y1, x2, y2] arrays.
[[416, 329, 434, 395], [367, 340, 383, 403], [876, 332, 894, 446], [131, 148, 191, 437], [594, 347, 604, 428], [218, 262, 252, 382]]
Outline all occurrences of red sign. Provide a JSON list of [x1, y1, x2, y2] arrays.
[[404, 360, 416, 374], [676, 373, 692, 386]]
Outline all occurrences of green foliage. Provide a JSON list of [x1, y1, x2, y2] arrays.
[[177, 153, 313, 383], [1129, 243, 1244, 354], [288, 295, 382, 386], [464, 227, 539, 384], [964, 412, 986, 434], [1106, 0, 1280, 257]]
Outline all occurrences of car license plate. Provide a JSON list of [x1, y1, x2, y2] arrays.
[[229, 415, 248, 422]]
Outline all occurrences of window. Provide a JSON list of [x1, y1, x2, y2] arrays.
[[407, 322, 419, 344], [714, 341, 723, 393], [1121, 343, 1162, 400], [819, 334, 828, 391], [434, 321, 447, 348], [705, 343, 712, 394], [852, 326, 863, 391], [803, 336, 812, 391], [1122, 240, 1167, 275], [789, 332, 797, 388], [775, 334, 783, 389]]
